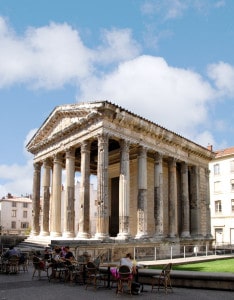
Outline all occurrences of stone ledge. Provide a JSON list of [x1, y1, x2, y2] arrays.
[[138, 268, 234, 291]]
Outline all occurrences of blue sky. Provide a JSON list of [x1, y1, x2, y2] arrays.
[[0, 0, 234, 197]]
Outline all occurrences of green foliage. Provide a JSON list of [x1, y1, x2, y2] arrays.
[[151, 258, 234, 273]]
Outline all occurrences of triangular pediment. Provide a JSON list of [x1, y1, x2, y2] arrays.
[[27, 102, 104, 149]]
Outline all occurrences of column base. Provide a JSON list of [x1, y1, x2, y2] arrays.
[[116, 232, 131, 240], [40, 231, 50, 237], [94, 233, 110, 240], [63, 231, 75, 238], [153, 234, 165, 240], [135, 233, 149, 239], [50, 231, 62, 238], [76, 232, 89, 239], [30, 230, 40, 236], [181, 231, 191, 238]]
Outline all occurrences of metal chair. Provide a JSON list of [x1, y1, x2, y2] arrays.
[[47, 259, 68, 282], [7, 255, 19, 274], [32, 256, 47, 279], [151, 262, 173, 294], [85, 261, 106, 290], [116, 265, 133, 295]]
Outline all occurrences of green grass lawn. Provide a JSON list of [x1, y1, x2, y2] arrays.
[[150, 258, 234, 273]]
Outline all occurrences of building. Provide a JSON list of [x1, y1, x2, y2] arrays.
[[209, 146, 234, 245], [26, 101, 214, 254], [0, 195, 32, 235]]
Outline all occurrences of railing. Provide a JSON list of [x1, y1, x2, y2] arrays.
[[74, 243, 234, 263]]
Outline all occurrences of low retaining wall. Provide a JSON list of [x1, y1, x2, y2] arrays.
[[137, 268, 234, 291]]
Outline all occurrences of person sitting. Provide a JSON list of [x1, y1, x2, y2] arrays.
[[120, 253, 137, 275], [53, 247, 62, 261], [43, 247, 52, 261], [2, 245, 20, 260], [62, 246, 75, 262]]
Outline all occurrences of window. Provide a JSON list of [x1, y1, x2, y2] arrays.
[[231, 179, 234, 191], [214, 181, 221, 193], [11, 221, 16, 229], [23, 202, 28, 208], [231, 160, 234, 172], [215, 200, 222, 213], [232, 199, 234, 212], [23, 211, 27, 218], [12, 202, 16, 207], [21, 222, 29, 229], [11, 210, 16, 217], [214, 164, 220, 175]]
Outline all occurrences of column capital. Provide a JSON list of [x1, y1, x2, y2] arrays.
[[154, 152, 163, 162], [80, 140, 91, 153], [53, 153, 63, 165], [42, 158, 52, 168], [65, 147, 75, 158], [33, 161, 42, 170]]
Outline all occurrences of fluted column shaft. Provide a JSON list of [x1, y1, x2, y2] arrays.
[[168, 158, 178, 238], [136, 146, 148, 238], [181, 162, 190, 238], [63, 148, 75, 238], [95, 133, 109, 239], [77, 142, 90, 238], [50, 153, 63, 237], [117, 140, 130, 239], [154, 152, 164, 238], [190, 165, 202, 237], [40, 159, 51, 236], [31, 162, 41, 236]]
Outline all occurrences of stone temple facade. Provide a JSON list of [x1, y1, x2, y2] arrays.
[[26, 101, 214, 251]]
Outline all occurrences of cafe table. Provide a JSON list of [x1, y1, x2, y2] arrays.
[[99, 262, 119, 289]]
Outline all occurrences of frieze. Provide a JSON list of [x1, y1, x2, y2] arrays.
[[28, 101, 214, 166]]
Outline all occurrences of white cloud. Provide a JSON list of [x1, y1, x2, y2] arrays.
[[207, 62, 234, 97], [0, 160, 33, 198], [141, 0, 226, 20], [79, 55, 216, 145], [141, 0, 188, 19], [0, 18, 141, 90], [0, 18, 93, 89], [94, 28, 141, 65]]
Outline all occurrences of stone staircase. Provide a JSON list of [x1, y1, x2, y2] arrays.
[[16, 235, 51, 252]]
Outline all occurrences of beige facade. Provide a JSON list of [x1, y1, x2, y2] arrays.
[[209, 146, 234, 245], [26, 101, 214, 243], [0, 196, 32, 235]]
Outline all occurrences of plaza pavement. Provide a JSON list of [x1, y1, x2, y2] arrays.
[[0, 255, 234, 300]]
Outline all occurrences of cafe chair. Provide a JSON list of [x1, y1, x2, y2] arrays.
[[116, 265, 133, 295], [47, 258, 68, 282], [32, 256, 47, 279], [85, 261, 106, 290], [7, 255, 19, 274], [151, 262, 173, 294]]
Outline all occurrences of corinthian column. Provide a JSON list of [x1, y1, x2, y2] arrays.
[[63, 148, 75, 238], [117, 140, 130, 239], [50, 153, 63, 237], [95, 133, 109, 239], [77, 141, 90, 239], [154, 152, 164, 238], [31, 162, 41, 236], [136, 146, 148, 239], [168, 158, 178, 238], [190, 165, 202, 237], [181, 162, 190, 238], [40, 159, 51, 236]]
